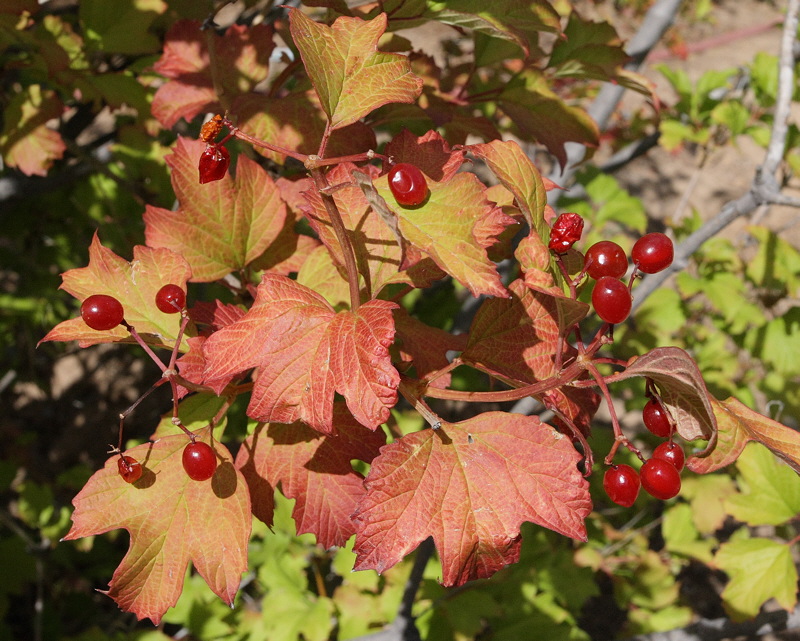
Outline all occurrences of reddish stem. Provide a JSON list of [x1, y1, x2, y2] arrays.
[[309, 166, 363, 311]]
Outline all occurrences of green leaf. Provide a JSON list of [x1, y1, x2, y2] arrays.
[[583, 171, 647, 233], [711, 101, 751, 137], [662, 503, 715, 563], [745, 225, 800, 297], [289, 10, 422, 130], [715, 536, 799, 620], [749, 51, 779, 107], [426, 0, 561, 58], [743, 307, 800, 376], [724, 443, 800, 526], [677, 271, 764, 334], [680, 474, 738, 535], [79, 0, 166, 54]]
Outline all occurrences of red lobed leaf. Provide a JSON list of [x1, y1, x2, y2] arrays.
[[40, 233, 192, 349], [687, 397, 800, 475], [462, 279, 597, 433], [393, 308, 469, 389], [150, 20, 274, 128], [62, 432, 250, 624], [235, 405, 386, 548], [144, 137, 289, 282], [201, 273, 399, 433], [352, 413, 590, 586], [288, 9, 422, 129], [384, 129, 465, 182]]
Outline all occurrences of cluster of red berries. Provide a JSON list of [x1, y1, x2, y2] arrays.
[[549, 213, 675, 325], [603, 396, 684, 507], [80, 285, 217, 483]]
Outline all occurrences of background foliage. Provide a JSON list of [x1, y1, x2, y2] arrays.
[[2, 1, 799, 640]]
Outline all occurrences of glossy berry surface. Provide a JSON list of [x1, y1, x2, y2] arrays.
[[643, 398, 672, 438], [603, 464, 640, 507], [591, 277, 632, 324], [631, 232, 674, 274], [81, 294, 125, 331], [117, 455, 142, 484], [155, 284, 186, 314], [548, 212, 584, 253], [198, 145, 230, 184], [653, 441, 685, 471], [640, 457, 681, 500], [182, 441, 217, 481], [584, 241, 628, 280], [388, 163, 428, 206]]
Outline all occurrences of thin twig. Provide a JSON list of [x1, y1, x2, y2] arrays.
[[632, 0, 800, 312]]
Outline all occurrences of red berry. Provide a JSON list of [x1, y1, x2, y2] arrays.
[[548, 212, 584, 253], [591, 276, 632, 324], [584, 240, 628, 279], [80, 294, 125, 331], [198, 145, 230, 184], [640, 457, 681, 500], [603, 464, 640, 507], [643, 398, 672, 438], [155, 284, 186, 314], [652, 441, 685, 471], [388, 163, 428, 206], [631, 232, 673, 274], [182, 441, 216, 481], [117, 455, 142, 484]]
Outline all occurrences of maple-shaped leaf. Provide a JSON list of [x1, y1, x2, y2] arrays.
[[202, 273, 399, 434], [687, 397, 800, 475], [150, 20, 273, 128], [40, 233, 192, 348], [62, 432, 251, 624], [233, 92, 378, 164], [384, 129, 465, 182], [0, 85, 66, 176], [235, 405, 385, 548], [611, 347, 717, 442], [469, 139, 551, 239], [373, 168, 509, 298], [499, 70, 599, 169], [144, 137, 288, 282], [288, 9, 422, 129], [461, 279, 596, 433], [714, 537, 799, 621], [352, 413, 590, 586]]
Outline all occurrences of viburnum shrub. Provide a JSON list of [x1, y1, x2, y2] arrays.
[[37, 4, 800, 627]]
